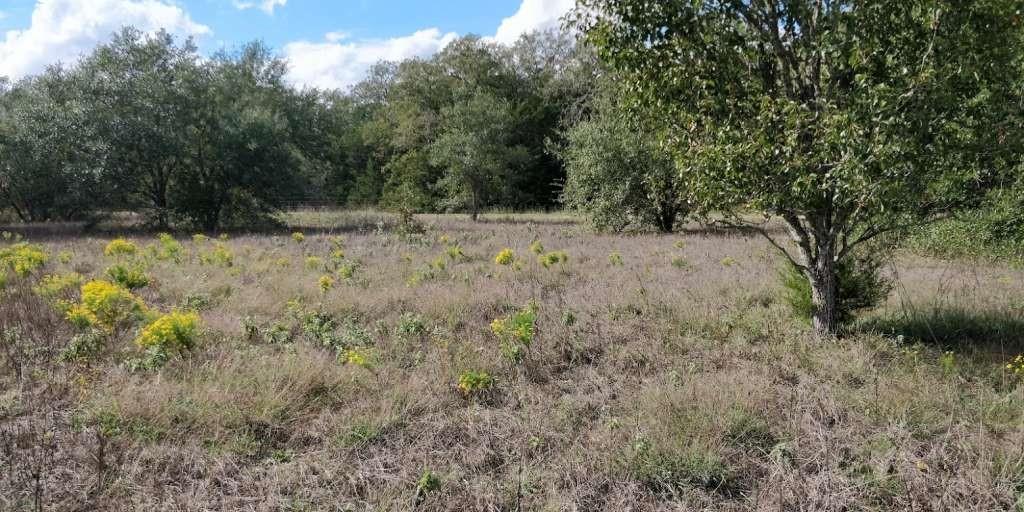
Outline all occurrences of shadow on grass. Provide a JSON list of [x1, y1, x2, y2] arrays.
[[860, 306, 1024, 354]]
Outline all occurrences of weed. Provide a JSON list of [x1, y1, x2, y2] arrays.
[[458, 370, 494, 397], [495, 248, 515, 266], [104, 238, 138, 258], [491, 302, 538, 364], [105, 264, 150, 290], [0, 243, 49, 276]]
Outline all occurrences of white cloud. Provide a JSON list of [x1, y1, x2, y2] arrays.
[[283, 0, 577, 90], [232, 0, 287, 15], [324, 31, 350, 43], [0, 0, 210, 80], [284, 28, 458, 91], [492, 0, 575, 45]]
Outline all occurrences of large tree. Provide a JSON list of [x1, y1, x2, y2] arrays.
[[0, 67, 106, 222], [559, 76, 689, 233], [576, 0, 1023, 335], [430, 90, 529, 220], [79, 28, 200, 227]]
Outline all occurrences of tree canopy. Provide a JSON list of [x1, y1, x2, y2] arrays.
[[575, 0, 1024, 334]]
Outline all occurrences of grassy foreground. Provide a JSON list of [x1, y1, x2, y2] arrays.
[[2, 211, 1024, 511]]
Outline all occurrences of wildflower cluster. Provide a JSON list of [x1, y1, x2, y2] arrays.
[[319, 275, 335, 293], [529, 240, 545, 255], [1006, 355, 1024, 379], [199, 243, 233, 267], [106, 264, 151, 290], [104, 238, 138, 258], [67, 280, 148, 330], [135, 311, 201, 353], [490, 302, 538, 364], [495, 248, 515, 266], [458, 370, 494, 397], [34, 272, 85, 303], [0, 243, 49, 276], [155, 233, 183, 261], [292, 232, 306, 243]]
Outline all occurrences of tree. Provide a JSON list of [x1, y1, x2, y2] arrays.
[[79, 28, 200, 227], [559, 77, 689, 233], [0, 67, 107, 222], [576, 0, 1023, 335], [430, 90, 529, 220], [173, 42, 300, 230]]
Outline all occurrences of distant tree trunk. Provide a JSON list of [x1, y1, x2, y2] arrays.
[[470, 187, 480, 222], [655, 203, 677, 233]]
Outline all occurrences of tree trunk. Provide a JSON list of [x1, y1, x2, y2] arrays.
[[656, 205, 677, 233], [808, 254, 839, 337]]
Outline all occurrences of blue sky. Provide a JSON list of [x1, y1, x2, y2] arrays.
[[0, 0, 574, 89]]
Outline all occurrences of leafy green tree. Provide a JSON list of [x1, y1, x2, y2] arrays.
[[0, 67, 106, 222], [430, 91, 529, 220], [576, 0, 1023, 335], [559, 78, 689, 232], [172, 42, 301, 230], [79, 28, 200, 227]]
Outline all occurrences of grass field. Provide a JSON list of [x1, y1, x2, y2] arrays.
[[2, 211, 1024, 511]]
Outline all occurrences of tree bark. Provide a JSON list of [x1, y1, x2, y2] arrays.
[[808, 249, 839, 337]]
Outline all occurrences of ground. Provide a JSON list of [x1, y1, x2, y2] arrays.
[[1, 211, 1023, 511]]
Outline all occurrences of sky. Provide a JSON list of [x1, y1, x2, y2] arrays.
[[0, 0, 576, 90]]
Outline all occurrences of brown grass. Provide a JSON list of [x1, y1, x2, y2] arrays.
[[1, 211, 1023, 511]]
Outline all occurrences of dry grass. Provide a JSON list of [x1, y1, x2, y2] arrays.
[[1, 212, 1023, 511]]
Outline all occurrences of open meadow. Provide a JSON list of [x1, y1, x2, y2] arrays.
[[2, 211, 1024, 511]]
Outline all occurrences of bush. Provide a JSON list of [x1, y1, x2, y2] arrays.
[[135, 311, 201, 354], [104, 238, 138, 258], [155, 233, 183, 262], [34, 272, 84, 303], [490, 302, 538, 364], [494, 248, 515, 266], [105, 264, 150, 290], [457, 370, 494, 397], [0, 243, 48, 276], [779, 249, 892, 327], [68, 280, 148, 331]]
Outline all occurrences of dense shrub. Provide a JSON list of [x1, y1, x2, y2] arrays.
[[135, 311, 201, 353]]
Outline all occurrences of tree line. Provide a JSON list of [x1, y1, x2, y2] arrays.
[[0, 26, 681, 231]]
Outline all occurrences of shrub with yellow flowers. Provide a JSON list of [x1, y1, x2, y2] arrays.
[[135, 311, 201, 354], [34, 272, 85, 303], [319, 275, 335, 294], [494, 248, 515, 266], [306, 256, 324, 270], [199, 243, 233, 267], [490, 302, 539, 364], [0, 243, 49, 276], [155, 233, 183, 262], [457, 370, 494, 397], [1006, 355, 1024, 380], [529, 240, 545, 255], [68, 280, 148, 331], [105, 264, 151, 290], [104, 238, 138, 258], [342, 348, 374, 369], [292, 232, 306, 243]]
